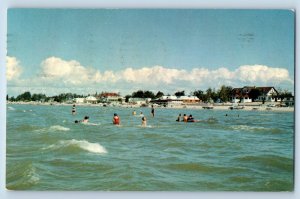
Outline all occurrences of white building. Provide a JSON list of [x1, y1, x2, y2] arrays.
[[74, 98, 85, 103], [128, 98, 151, 105], [85, 96, 98, 104]]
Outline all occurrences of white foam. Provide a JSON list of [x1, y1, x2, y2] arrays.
[[231, 125, 267, 131], [49, 125, 70, 131], [7, 106, 15, 110], [47, 139, 107, 154]]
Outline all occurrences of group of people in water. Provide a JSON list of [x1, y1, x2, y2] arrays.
[[72, 104, 197, 126], [176, 113, 196, 122]]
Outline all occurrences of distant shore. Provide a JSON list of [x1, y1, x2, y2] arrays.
[[6, 101, 294, 112]]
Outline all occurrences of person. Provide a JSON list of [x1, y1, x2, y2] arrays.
[[187, 114, 195, 122], [74, 120, 80, 124], [113, 113, 120, 125], [82, 116, 89, 123], [141, 116, 147, 127], [151, 105, 155, 117], [71, 104, 76, 115], [132, 110, 136, 115], [176, 113, 181, 122], [182, 114, 188, 122], [140, 112, 144, 117]]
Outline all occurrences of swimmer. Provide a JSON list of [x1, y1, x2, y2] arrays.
[[176, 113, 182, 122], [182, 114, 188, 122], [187, 114, 195, 122], [71, 104, 76, 115], [140, 112, 144, 117], [82, 116, 89, 123], [74, 120, 80, 124], [141, 116, 147, 127], [132, 110, 136, 115], [151, 105, 155, 117], [113, 113, 120, 125]]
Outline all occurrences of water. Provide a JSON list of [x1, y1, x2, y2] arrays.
[[6, 104, 294, 191]]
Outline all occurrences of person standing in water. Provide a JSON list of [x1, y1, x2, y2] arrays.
[[113, 113, 120, 125], [141, 116, 147, 127], [182, 114, 188, 122], [176, 113, 182, 122], [151, 105, 155, 117], [71, 104, 76, 115]]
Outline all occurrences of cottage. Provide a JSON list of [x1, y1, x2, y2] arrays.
[[231, 86, 279, 103], [98, 92, 124, 103], [85, 96, 98, 104]]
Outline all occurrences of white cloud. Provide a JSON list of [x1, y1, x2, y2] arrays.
[[6, 56, 22, 80], [7, 56, 294, 96]]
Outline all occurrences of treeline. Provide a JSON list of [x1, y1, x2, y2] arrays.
[[7, 85, 293, 103], [7, 92, 86, 103], [124, 85, 233, 103]]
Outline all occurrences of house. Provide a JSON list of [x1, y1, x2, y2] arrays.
[[282, 96, 294, 107], [128, 98, 151, 105], [231, 86, 279, 103], [178, 95, 201, 104], [98, 92, 124, 103], [74, 98, 85, 103], [152, 95, 200, 105], [85, 96, 98, 104]]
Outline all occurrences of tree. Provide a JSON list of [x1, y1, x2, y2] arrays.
[[174, 90, 185, 97], [155, 91, 164, 99], [132, 90, 144, 98], [16, 91, 32, 101], [248, 88, 261, 102], [144, 91, 155, 99], [218, 85, 233, 102], [193, 90, 205, 101], [125, 95, 131, 103]]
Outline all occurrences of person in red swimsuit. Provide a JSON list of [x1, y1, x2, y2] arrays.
[[113, 113, 120, 125]]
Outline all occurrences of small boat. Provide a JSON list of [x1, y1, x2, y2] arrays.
[[202, 106, 214, 109], [229, 105, 244, 110]]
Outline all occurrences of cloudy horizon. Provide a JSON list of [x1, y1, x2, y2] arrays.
[[6, 55, 294, 97]]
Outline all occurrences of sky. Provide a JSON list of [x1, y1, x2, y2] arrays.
[[6, 9, 295, 97]]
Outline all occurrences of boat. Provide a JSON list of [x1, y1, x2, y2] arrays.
[[202, 106, 214, 109], [229, 105, 244, 110]]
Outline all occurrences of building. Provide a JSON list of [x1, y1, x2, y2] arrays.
[[128, 98, 151, 105], [152, 95, 200, 105], [85, 96, 98, 104], [231, 86, 279, 103], [98, 92, 124, 103], [74, 98, 85, 103]]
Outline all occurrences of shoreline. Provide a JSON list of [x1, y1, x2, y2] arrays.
[[6, 101, 294, 112]]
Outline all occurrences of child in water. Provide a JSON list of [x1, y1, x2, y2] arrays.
[[141, 116, 147, 127]]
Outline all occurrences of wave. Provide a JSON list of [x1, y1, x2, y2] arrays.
[[49, 125, 70, 131], [6, 162, 40, 190], [7, 106, 16, 111], [236, 155, 293, 172], [229, 125, 282, 133], [46, 139, 107, 154]]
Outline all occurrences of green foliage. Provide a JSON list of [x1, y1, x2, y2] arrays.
[[132, 90, 155, 99], [16, 91, 32, 101], [155, 91, 164, 99], [174, 90, 185, 97]]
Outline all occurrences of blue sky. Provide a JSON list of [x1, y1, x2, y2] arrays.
[[6, 9, 294, 96]]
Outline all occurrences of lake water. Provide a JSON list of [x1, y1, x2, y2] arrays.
[[6, 104, 294, 191]]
